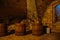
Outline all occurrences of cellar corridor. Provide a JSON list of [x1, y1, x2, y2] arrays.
[[0, 0, 60, 40]]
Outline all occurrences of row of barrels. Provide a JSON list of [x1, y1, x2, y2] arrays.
[[0, 22, 43, 36]]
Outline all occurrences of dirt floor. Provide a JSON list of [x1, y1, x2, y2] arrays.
[[0, 32, 60, 40]]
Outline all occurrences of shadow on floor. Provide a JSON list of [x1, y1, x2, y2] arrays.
[[0, 30, 15, 37], [24, 30, 32, 35], [0, 30, 32, 37], [7, 30, 15, 35]]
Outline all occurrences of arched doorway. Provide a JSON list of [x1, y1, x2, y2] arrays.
[[42, 0, 60, 32], [55, 4, 60, 22]]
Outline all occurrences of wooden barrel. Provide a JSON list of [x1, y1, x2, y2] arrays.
[[32, 23, 43, 36], [0, 23, 6, 36], [15, 23, 26, 36]]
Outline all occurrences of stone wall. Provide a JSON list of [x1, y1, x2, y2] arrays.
[[36, 0, 54, 17], [27, 0, 38, 30], [42, 0, 60, 32]]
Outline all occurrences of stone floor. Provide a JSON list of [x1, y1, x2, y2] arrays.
[[0, 32, 60, 40]]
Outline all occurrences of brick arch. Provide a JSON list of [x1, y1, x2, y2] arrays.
[[42, 0, 60, 28]]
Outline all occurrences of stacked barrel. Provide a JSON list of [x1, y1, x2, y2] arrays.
[[15, 20, 26, 36], [32, 23, 38, 35], [32, 18, 43, 36], [32, 23, 43, 36], [14, 18, 43, 36], [0, 19, 43, 36]]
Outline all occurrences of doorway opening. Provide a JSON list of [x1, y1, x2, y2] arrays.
[[55, 4, 60, 22]]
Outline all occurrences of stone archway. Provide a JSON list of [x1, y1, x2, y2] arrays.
[[55, 4, 60, 22], [42, 0, 60, 32]]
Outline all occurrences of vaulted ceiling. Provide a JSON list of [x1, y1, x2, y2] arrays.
[[0, 0, 55, 19]]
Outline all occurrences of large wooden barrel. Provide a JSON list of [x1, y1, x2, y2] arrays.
[[0, 23, 6, 36], [15, 23, 26, 36], [32, 23, 43, 36]]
